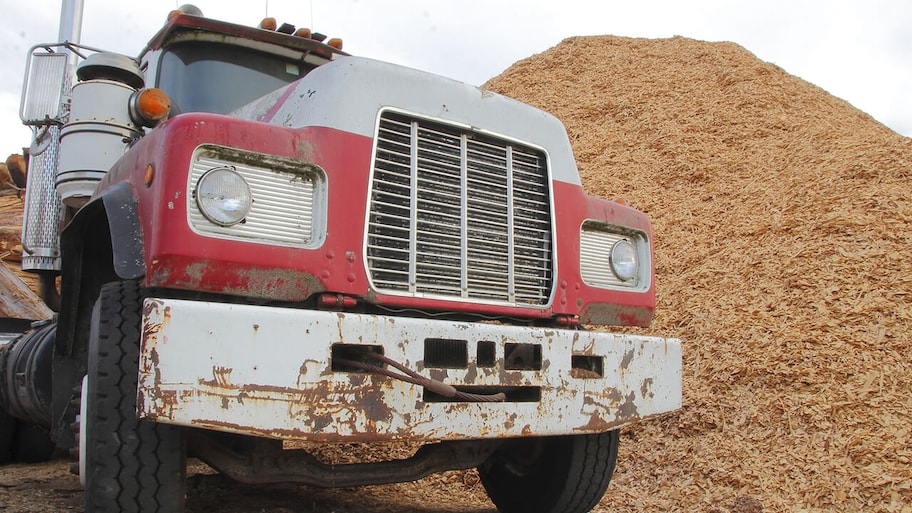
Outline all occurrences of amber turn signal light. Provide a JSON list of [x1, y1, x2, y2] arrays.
[[144, 163, 155, 188], [129, 88, 171, 127]]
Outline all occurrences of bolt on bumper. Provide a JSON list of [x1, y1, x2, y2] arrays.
[[138, 298, 682, 442]]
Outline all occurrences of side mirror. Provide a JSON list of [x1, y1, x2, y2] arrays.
[[20, 49, 69, 126]]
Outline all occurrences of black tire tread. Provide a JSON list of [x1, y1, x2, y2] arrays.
[[479, 430, 619, 513], [85, 281, 185, 513]]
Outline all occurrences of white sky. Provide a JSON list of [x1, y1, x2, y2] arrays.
[[1, 0, 910, 158]]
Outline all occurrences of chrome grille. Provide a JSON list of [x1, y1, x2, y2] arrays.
[[367, 111, 554, 306]]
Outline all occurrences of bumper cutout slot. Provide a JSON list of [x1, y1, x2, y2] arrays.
[[331, 344, 384, 372], [476, 341, 496, 368], [423, 386, 541, 403], [571, 355, 604, 379], [504, 343, 542, 370], [424, 338, 468, 369]]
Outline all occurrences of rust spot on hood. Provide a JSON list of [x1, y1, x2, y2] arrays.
[[578, 303, 653, 327], [150, 260, 325, 302], [236, 268, 325, 301]]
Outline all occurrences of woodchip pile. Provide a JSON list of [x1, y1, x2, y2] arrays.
[[484, 36, 911, 513]]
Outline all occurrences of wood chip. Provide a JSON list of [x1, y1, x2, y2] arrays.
[[485, 35, 911, 513]]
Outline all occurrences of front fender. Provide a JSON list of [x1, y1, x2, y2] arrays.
[[52, 181, 145, 450], [58, 180, 144, 355], [60, 181, 145, 282], [91, 181, 145, 280]]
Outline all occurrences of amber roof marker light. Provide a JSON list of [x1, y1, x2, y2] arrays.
[[167, 4, 203, 21]]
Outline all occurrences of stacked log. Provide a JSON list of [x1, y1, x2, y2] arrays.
[[0, 155, 51, 321]]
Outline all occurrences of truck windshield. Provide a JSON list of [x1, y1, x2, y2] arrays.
[[156, 43, 314, 115]]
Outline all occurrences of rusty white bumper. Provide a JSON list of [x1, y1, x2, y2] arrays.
[[138, 298, 681, 442]]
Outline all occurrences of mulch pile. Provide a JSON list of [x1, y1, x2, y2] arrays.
[[484, 36, 911, 512]]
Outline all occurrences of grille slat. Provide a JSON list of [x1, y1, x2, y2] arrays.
[[367, 111, 554, 305]]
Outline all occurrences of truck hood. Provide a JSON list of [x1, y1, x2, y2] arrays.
[[230, 56, 582, 186]]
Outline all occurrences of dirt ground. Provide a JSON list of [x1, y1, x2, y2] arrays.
[[0, 447, 763, 513], [0, 458, 497, 513], [0, 434, 765, 513]]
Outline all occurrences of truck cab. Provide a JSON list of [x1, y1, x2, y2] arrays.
[[5, 7, 681, 513], [143, 14, 342, 116]]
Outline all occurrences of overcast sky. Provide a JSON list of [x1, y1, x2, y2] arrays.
[[1, 0, 910, 157]]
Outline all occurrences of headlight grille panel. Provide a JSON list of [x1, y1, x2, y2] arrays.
[[188, 146, 321, 247], [367, 111, 555, 306], [579, 222, 650, 290]]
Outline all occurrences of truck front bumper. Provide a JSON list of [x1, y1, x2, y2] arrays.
[[138, 298, 681, 442]]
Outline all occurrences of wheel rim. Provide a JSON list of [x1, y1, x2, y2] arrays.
[[78, 374, 88, 487]]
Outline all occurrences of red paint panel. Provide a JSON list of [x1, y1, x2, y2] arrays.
[[550, 180, 657, 326], [97, 113, 373, 301], [96, 112, 655, 324]]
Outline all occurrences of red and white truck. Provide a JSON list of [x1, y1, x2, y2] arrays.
[[0, 4, 681, 513]]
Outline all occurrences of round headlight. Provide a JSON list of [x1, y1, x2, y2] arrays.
[[609, 239, 638, 282], [195, 167, 252, 226]]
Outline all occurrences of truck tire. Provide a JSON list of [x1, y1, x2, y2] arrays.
[[84, 281, 186, 513], [478, 431, 619, 513]]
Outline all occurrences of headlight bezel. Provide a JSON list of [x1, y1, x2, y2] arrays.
[[579, 220, 651, 291], [186, 144, 327, 249], [609, 239, 639, 282]]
